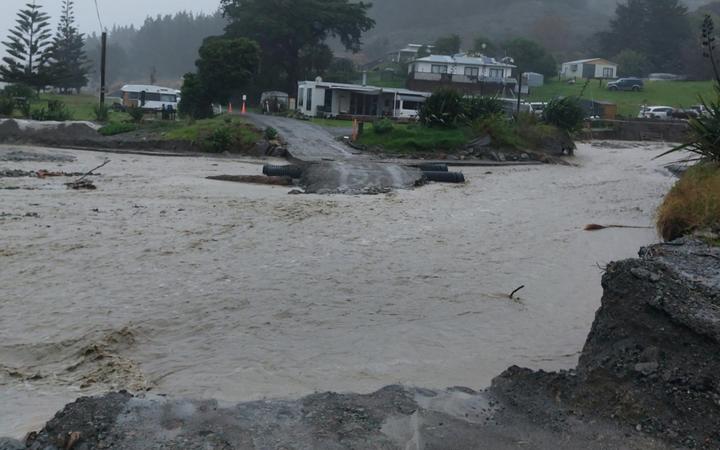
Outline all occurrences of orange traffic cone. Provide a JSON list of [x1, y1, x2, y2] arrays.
[[228, 102, 233, 114], [241, 101, 247, 115]]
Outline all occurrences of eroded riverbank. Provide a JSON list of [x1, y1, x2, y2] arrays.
[[1, 141, 675, 438]]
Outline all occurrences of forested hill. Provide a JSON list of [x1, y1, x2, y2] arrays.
[[84, 11, 226, 89], [362, 0, 707, 58]]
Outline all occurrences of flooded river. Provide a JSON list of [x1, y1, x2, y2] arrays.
[[0, 142, 676, 438]]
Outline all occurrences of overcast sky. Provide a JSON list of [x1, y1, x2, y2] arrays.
[[1, 0, 219, 38]]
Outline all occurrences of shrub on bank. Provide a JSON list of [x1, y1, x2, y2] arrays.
[[419, 89, 464, 128], [31, 100, 73, 121], [98, 122, 137, 136], [0, 96, 14, 116], [471, 113, 524, 149], [94, 104, 110, 122], [463, 96, 504, 121], [543, 97, 585, 132], [657, 163, 720, 241]]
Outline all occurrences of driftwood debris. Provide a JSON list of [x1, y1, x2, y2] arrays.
[[207, 175, 294, 186], [509, 285, 525, 299], [65, 159, 110, 190], [584, 224, 653, 231]]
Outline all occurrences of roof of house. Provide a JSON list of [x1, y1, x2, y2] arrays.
[[298, 80, 431, 97], [414, 54, 515, 68], [563, 58, 618, 66]]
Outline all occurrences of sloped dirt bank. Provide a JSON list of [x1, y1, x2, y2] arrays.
[[493, 238, 720, 449], [8, 239, 718, 449], [0, 119, 266, 156]]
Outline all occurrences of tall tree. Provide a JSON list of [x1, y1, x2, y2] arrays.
[[503, 38, 557, 77], [0, 1, 53, 88], [471, 36, 497, 57], [47, 0, 89, 93], [434, 34, 462, 55], [195, 36, 260, 103], [598, 0, 691, 73], [221, 0, 375, 94]]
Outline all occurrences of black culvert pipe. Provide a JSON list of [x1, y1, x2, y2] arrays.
[[415, 163, 449, 172], [262, 164, 303, 179], [423, 171, 466, 183]]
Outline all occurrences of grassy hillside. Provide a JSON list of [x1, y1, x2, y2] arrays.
[[528, 80, 715, 117]]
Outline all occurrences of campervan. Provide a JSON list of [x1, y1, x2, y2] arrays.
[[121, 85, 181, 111]]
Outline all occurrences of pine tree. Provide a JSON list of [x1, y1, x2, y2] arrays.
[[47, 0, 89, 93], [0, 1, 53, 89]]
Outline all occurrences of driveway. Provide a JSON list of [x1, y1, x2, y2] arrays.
[[246, 113, 362, 162]]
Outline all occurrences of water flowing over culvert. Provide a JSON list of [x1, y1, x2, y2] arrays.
[[299, 161, 425, 194]]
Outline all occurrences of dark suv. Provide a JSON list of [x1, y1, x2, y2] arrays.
[[607, 78, 644, 92]]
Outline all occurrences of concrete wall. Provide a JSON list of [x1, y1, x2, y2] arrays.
[[583, 119, 689, 142]]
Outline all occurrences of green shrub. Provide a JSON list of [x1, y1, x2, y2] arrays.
[[98, 122, 137, 136], [29, 100, 72, 121], [660, 84, 720, 162], [19, 101, 31, 118], [178, 72, 213, 120], [372, 118, 394, 134], [127, 105, 145, 123], [3, 83, 36, 100], [419, 88, 464, 128], [204, 126, 233, 152], [0, 96, 14, 116], [472, 113, 524, 149], [93, 104, 110, 122], [264, 126, 279, 140], [463, 96, 504, 121], [543, 97, 585, 132]]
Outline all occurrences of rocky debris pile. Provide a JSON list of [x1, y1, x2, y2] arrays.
[[493, 238, 720, 449], [0, 169, 93, 178], [252, 139, 288, 158], [11, 384, 673, 450]]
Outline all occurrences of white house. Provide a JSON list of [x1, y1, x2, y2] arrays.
[[406, 54, 518, 95], [297, 78, 431, 119], [561, 58, 618, 80], [409, 54, 515, 81]]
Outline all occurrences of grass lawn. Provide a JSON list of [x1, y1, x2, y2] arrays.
[[529, 79, 715, 117], [19, 93, 131, 123], [357, 123, 468, 154]]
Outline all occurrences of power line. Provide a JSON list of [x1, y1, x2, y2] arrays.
[[94, 0, 105, 32]]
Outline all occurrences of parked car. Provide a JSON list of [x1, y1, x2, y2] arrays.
[[607, 78, 644, 92], [690, 104, 710, 117], [671, 109, 700, 120], [638, 106, 674, 120]]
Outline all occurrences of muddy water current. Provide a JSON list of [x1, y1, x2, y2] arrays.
[[0, 142, 676, 438]]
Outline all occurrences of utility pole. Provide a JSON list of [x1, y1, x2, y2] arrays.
[[100, 31, 107, 107], [516, 70, 523, 116]]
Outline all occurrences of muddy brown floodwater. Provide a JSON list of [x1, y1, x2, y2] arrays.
[[0, 142, 677, 439]]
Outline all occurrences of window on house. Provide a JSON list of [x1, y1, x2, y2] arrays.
[[571, 64, 578, 71], [464, 67, 479, 77], [602, 67, 614, 78], [489, 68, 503, 78], [299, 88, 304, 107], [431, 64, 448, 74], [306, 88, 312, 111], [403, 101, 421, 111]]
